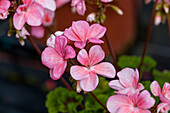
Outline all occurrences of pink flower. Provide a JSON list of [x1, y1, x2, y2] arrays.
[[107, 90, 155, 113], [100, 0, 113, 3], [0, 0, 10, 20], [42, 9, 55, 26], [64, 20, 106, 49], [16, 27, 30, 39], [47, 31, 63, 47], [109, 68, 144, 95], [71, 0, 86, 15], [34, 0, 56, 11], [41, 36, 76, 80], [55, 0, 70, 8], [31, 26, 45, 39], [150, 81, 170, 113], [13, 0, 44, 30], [70, 45, 116, 92]]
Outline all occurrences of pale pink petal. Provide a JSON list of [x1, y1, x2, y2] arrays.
[[50, 61, 67, 80], [150, 81, 161, 97], [55, 0, 70, 8], [79, 72, 99, 92], [54, 36, 67, 56], [31, 26, 45, 39], [109, 80, 125, 90], [133, 108, 151, 113], [22, 0, 34, 6], [75, 0, 86, 15], [157, 103, 170, 113], [159, 93, 170, 104], [70, 66, 89, 80], [26, 3, 44, 26], [88, 38, 104, 44], [0, 11, 9, 20], [116, 87, 137, 95], [86, 24, 106, 39], [74, 41, 86, 49], [71, 0, 80, 6], [89, 45, 105, 66], [72, 21, 89, 41], [64, 46, 76, 59], [162, 82, 170, 99], [0, 0, 10, 13], [107, 95, 133, 113], [77, 81, 82, 93], [117, 107, 134, 113], [13, 12, 27, 30], [137, 90, 155, 109], [134, 68, 139, 86], [41, 47, 63, 68], [64, 28, 81, 41], [100, 0, 113, 3], [42, 9, 55, 26], [136, 83, 145, 91], [77, 49, 89, 66], [35, 0, 56, 11], [90, 62, 116, 78], [117, 68, 136, 88]]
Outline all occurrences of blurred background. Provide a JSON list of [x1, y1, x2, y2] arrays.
[[0, 0, 170, 113]]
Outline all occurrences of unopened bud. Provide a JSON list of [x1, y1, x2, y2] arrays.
[[154, 12, 161, 26], [86, 13, 95, 22], [112, 6, 123, 15]]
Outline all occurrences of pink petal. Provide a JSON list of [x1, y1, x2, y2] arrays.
[[35, 0, 56, 11], [117, 68, 136, 88], [70, 66, 89, 80], [13, 12, 27, 30], [31, 26, 45, 39], [26, 3, 44, 26], [137, 90, 155, 109], [89, 45, 105, 66], [157, 103, 170, 113], [86, 24, 106, 39], [107, 95, 133, 113], [55, 0, 70, 8], [64, 28, 81, 41], [116, 87, 137, 95], [77, 81, 82, 93], [79, 72, 99, 92], [77, 49, 89, 66], [41, 47, 63, 68], [71, 0, 80, 6], [88, 38, 104, 44], [0, 11, 9, 20], [74, 41, 86, 49], [42, 9, 55, 26], [133, 108, 151, 113], [136, 83, 145, 91], [72, 21, 89, 41], [50, 61, 67, 80], [64, 45, 76, 59], [100, 0, 113, 3], [54, 36, 67, 56], [0, 0, 10, 13], [75, 0, 86, 15], [150, 81, 161, 97], [159, 93, 170, 104], [109, 80, 125, 90], [22, 0, 34, 6], [162, 82, 170, 99], [90, 62, 116, 78]]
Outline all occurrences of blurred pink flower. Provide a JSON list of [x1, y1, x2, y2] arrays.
[[107, 90, 155, 113], [34, 0, 56, 11], [31, 26, 45, 39], [70, 45, 116, 92], [13, 0, 44, 30], [0, 0, 10, 20], [150, 81, 170, 113], [109, 68, 144, 95], [71, 0, 86, 15], [55, 0, 70, 8], [42, 9, 55, 26], [41, 36, 76, 80], [64, 20, 106, 49]]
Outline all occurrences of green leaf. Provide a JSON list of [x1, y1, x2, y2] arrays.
[[46, 87, 83, 113]]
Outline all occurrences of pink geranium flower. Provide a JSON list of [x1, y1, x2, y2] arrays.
[[71, 0, 86, 15], [70, 45, 116, 92], [0, 0, 10, 20], [64, 20, 106, 49], [109, 68, 144, 95], [13, 0, 44, 30], [107, 90, 155, 113], [150, 81, 170, 113], [41, 36, 76, 80]]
